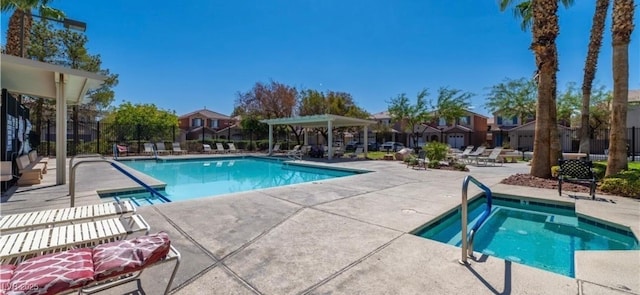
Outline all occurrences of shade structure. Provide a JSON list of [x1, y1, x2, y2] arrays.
[[1, 54, 107, 184], [260, 114, 377, 159]]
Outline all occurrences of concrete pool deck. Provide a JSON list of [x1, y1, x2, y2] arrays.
[[1, 155, 638, 295]]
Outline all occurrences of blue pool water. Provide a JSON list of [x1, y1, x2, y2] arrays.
[[110, 157, 360, 204], [415, 196, 639, 277]]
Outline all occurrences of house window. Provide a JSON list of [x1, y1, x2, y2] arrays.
[[459, 116, 470, 125], [497, 116, 503, 125], [210, 120, 219, 128], [192, 118, 202, 127]]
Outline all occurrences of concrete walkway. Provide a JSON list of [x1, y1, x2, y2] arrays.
[[1, 155, 638, 295]]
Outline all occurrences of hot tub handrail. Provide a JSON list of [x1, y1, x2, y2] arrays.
[[459, 175, 493, 265], [68, 153, 104, 194], [70, 158, 171, 207]]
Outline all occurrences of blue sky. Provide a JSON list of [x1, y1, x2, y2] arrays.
[[2, 1, 639, 117]]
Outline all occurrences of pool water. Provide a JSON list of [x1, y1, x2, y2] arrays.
[[112, 157, 360, 204], [415, 196, 639, 277]]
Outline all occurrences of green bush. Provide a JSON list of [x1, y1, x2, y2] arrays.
[[453, 162, 468, 171], [424, 142, 448, 162], [599, 170, 640, 198]]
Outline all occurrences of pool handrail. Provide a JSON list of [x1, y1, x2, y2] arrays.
[[68, 153, 104, 194], [459, 175, 493, 265], [70, 158, 171, 207]]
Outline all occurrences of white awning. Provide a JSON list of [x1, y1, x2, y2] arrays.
[[1, 54, 107, 185]]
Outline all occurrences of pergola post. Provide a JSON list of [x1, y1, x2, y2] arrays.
[[55, 73, 66, 184], [327, 120, 333, 159], [303, 129, 308, 145], [268, 124, 273, 155], [364, 125, 369, 157]]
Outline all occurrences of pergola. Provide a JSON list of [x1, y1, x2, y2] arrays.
[[1, 54, 107, 184], [260, 114, 377, 159]]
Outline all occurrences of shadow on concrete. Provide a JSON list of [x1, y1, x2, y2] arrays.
[[465, 260, 512, 295]]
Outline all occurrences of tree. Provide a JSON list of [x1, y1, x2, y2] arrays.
[[486, 78, 537, 123], [235, 81, 300, 143], [387, 89, 431, 148], [240, 115, 268, 151], [606, 0, 634, 176], [556, 82, 581, 125], [432, 87, 473, 125], [298, 90, 369, 143], [579, 0, 610, 154], [2, 0, 64, 57], [102, 102, 178, 143], [500, 0, 573, 178]]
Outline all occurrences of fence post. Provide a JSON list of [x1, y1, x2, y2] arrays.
[[202, 126, 205, 145], [137, 124, 141, 154], [633, 126, 636, 162], [96, 121, 100, 155], [172, 125, 176, 142], [47, 120, 51, 157]]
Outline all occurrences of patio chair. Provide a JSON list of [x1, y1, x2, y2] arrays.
[[558, 159, 596, 199], [216, 143, 228, 153], [0, 231, 180, 295], [155, 142, 171, 155], [0, 214, 150, 265], [172, 142, 187, 155], [476, 147, 504, 166], [287, 145, 303, 160], [0, 200, 137, 233], [349, 147, 364, 159], [15, 155, 44, 186], [115, 144, 129, 157], [1, 161, 12, 182], [143, 143, 156, 156], [411, 150, 429, 170], [27, 150, 48, 167], [203, 144, 214, 153], [455, 146, 474, 161], [465, 146, 486, 164], [228, 142, 239, 153]]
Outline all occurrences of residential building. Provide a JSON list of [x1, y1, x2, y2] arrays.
[[178, 109, 235, 141], [422, 110, 489, 148]]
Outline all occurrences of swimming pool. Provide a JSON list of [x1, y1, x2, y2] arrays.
[[107, 157, 362, 204], [414, 195, 639, 277]]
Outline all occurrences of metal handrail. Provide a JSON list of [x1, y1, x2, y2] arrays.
[[459, 175, 493, 265], [68, 153, 103, 194], [69, 158, 171, 207]]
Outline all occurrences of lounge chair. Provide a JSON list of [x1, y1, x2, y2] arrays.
[[114, 144, 129, 157], [228, 142, 238, 153], [172, 142, 187, 155], [465, 146, 486, 164], [203, 144, 214, 153], [0, 214, 150, 265], [349, 147, 364, 159], [0, 200, 137, 233], [155, 142, 171, 155], [455, 146, 474, 161], [287, 145, 303, 160], [0, 231, 180, 295], [27, 150, 48, 168], [1, 161, 13, 182], [15, 155, 44, 186], [271, 143, 282, 154], [216, 143, 228, 153], [476, 147, 504, 166], [143, 143, 156, 156]]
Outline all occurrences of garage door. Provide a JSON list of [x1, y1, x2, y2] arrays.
[[447, 134, 464, 148]]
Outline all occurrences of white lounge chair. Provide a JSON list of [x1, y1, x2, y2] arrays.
[[287, 145, 303, 160], [143, 143, 156, 156], [172, 142, 187, 155], [155, 142, 171, 155], [465, 146, 486, 164], [271, 144, 282, 154], [349, 147, 364, 159], [0, 214, 150, 264], [476, 147, 504, 166], [228, 142, 239, 153], [0, 200, 137, 233], [203, 144, 214, 153], [455, 146, 474, 161], [216, 143, 228, 153]]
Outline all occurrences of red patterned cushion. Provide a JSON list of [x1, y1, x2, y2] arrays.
[[9, 248, 94, 295], [0, 264, 16, 294], [92, 232, 170, 281]]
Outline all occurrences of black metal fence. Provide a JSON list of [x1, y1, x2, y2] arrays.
[[503, 126, 638, 161]]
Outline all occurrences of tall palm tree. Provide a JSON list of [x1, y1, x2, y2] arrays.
[[606, 0, 634, 176], [501, 0, 569, 177], [1, 0, 64, 57], [579, 0, 610, 155]]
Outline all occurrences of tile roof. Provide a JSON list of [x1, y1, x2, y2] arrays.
[[179, 109, 231, 120]]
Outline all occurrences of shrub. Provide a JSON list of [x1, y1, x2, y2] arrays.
[[551, 166, 559, 178], [599, 170, 640, 198], [453, 162, 468, 171], [424, 142, 448, 162]]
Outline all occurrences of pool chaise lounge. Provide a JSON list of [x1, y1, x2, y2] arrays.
[[0, 214, 150, 265], [0, 200, 137, 233], [0, 231, 180, 295]]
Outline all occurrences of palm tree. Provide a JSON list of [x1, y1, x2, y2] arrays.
[[579, 0, 610, 155], [500, 0, 571, 178], [1, 0, 64, 57], [606, 0, 634, 176]]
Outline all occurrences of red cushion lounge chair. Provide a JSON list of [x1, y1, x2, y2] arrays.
[[0, 232, 180, 295]]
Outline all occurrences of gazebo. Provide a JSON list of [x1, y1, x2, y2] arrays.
[[260, 114, 377, 159], [1, 54, 107, 184]]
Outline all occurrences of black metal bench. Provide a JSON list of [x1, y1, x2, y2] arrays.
[[558, 159, 596, 199]]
